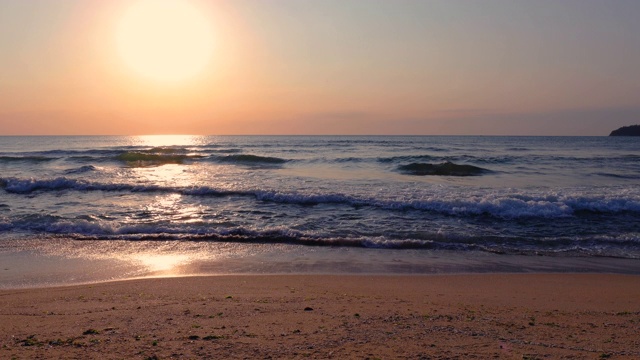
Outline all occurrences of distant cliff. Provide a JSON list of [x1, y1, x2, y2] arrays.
[[609, 125, 640, 136]]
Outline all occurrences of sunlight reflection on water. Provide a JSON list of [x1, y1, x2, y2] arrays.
[[134, 135, 205, 147]]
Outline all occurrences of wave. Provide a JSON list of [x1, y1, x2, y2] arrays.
[[6, 146, 637, 173], [0, 177, 163, 194], [210, 148, 243, 154], [3, 177, 640, 219], [398, 162, 490, 176], [378, 155, 515, 165], [334, 157, 366, 163], [112, 150, 287, 166], [64, 165, 97, 174], [39, 149, 123, 156], [145, 146, 189, 154], [212, 154, 288, 164], [1, 217, 638, 257], [595, 172, 640, 180], [377, 154, 640, 167], [378, 155, 436, 163], [0, 155, 57, 163], [0, 218, 448, 250], [116, 151, 205, 166]]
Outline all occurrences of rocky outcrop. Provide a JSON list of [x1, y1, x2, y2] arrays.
[[610, 125, 640, 136]]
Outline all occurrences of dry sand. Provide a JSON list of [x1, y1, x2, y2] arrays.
[[1, 274, 639, 359]]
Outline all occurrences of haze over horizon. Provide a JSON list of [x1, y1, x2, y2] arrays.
[[1, 0, 639, 136]]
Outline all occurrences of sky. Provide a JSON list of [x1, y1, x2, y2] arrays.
[[1, 0, 639, 136]]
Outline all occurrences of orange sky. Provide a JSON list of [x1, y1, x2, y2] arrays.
[[1, 0, 639, 135]]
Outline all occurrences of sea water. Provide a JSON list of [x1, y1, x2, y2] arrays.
[[1, 135, 639, 287]]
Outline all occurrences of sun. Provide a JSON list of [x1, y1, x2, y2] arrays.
[[116, 0, 214, 82]]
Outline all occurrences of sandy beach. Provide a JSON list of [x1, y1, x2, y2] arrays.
[[1, 274, 639, 359]]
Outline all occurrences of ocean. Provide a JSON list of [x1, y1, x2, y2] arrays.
[[1, 135, 640, 287]]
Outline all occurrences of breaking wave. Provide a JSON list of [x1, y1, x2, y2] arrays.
[[2, 176, 640, 219], [0, 216, 638, 257]]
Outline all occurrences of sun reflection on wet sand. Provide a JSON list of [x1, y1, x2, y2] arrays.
[[133, 253, 192, 275], [0, 239, 227, 287]]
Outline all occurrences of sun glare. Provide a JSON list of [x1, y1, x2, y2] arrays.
[[116, 0, 214, 82]]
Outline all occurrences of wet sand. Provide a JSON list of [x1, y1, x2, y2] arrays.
[[1, 274, 639, 359]]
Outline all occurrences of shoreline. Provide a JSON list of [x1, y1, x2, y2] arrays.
[[3, 238, 640, 290], [2, 273, 639, 359]]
